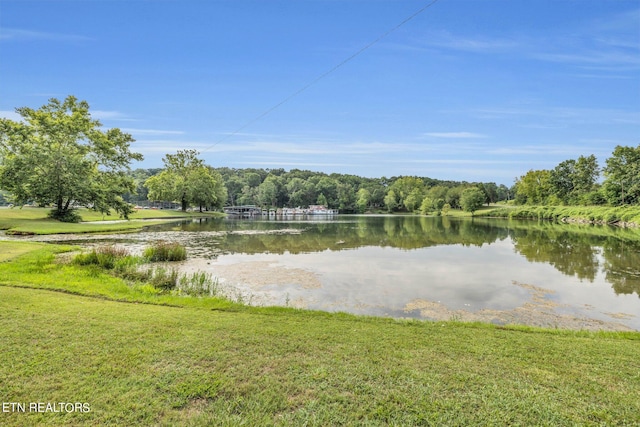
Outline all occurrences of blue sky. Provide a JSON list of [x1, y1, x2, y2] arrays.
[[1, 0, 638, 185]]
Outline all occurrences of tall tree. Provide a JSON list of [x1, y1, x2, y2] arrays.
[[481, 182, 499, 205], [0, 96, 143, 221], [445, 186, 464, 209], [384, 190, 399, 212], [514, 170, 552, 205], [549, 159, 576, 204], [460, 187, 486, 214], [572, 155, 599, 199], [387, 177, 425, 212], [145, 150, 226, 211], [189, 167, 227, 212], [257, 175, 278, 207], [549, 155, 599, 205], [603, 145, 640, 206], [355, 188, 371, 213], [315, 177, 338, 208]]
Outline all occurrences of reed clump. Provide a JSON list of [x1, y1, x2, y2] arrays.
[[143, 241, 187, 262], [73, 243, 200, 292], [73, 245, 132, 270]]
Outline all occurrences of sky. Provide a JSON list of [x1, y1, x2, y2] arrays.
[[1, 0, 639, 185]]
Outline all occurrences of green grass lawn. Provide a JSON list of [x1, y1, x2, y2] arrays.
[[1, 242, 639, 426], [0, 207, 223, 235], [0, 241, 47, 262]]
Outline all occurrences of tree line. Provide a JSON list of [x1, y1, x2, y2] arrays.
[[1, 96, 638, 221], [124, 163, 510, 214], [513, 147, 640, 207]]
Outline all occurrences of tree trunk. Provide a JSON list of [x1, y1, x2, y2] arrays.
[[181, 194, 188, 212], [56, 196, 64, 216]]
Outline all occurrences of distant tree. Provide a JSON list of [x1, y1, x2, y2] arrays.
[[419, 197, 434, 215], [257, 175, 278, 207], [315, 177, 338, 208], [427, 185, 448, 203], [285, 177, 308, 207], [224, 175, 245, 206], [549, 159, 576, 204], [316, 193, 328, 207], [603, 145, 640, 205], [237, 185, 257, 206], [514, 169, 552, 205], [388, 177, 425, 211], [573, 155, 599, 201], [384, 190, 399, 212], [496, 184, 510, 201], [403, 188, 423, 212], [190, 167, 227, 212], [0, 96, 143, 221], [481, 182, 499, 205], [337, 181, 357, 212], [124, 168, 162, 203], [550, 155, 599, 205], [244, 172, 263, 188], [145, 150, 226, 211], [441, 203, 451, 216], [356, 188, 371, 213], [445, 186, 464, 209], [362, 180, 386, 209], [460, 187, 486, 214]]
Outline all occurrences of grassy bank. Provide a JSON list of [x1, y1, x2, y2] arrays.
[[0, 243, 238, 310], [478, 205, 640, 226], [1, 242, 639, 426], [0, 207, 223, 235]]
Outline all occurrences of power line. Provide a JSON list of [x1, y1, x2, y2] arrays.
[[202, 0, 442, 153]]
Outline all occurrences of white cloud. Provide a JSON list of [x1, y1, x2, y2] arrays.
[[423, 132, 487, 139], [418, 31, 519, 53], [397, 159, 530, 165], [133, 140, 210, 153], [240, 161, 355, 168], [533, 51, 640, 69], [121, 128, 185, 136], [203, 140, 438, 156], [92, 110, 137, 122], [0, 28, 92, 43], [468, 106, 640, 126]]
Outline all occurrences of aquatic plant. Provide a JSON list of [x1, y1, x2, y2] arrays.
[[143, 241, 187, 262], [146, 266, 180, 291], [176, 271, 220, 297], [73, 245, 131, 270]]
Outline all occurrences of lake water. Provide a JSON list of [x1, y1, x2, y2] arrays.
[[37, 215, 640, 330]]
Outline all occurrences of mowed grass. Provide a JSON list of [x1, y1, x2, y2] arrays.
[[0, 242, 639, 426], [0, 207, 223, 235], [1, 287, 639, 426], [0, 241, 48, 262]]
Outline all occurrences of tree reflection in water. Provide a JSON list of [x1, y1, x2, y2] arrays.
[[155, 215, 640, 298]]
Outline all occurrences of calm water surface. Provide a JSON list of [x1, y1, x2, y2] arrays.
[[46, 215, 640, 330]]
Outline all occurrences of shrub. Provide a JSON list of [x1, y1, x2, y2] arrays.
[[143, 241, 187, 262], [48, 209, 82, 223], [148, 266, 180, 291], [113, 255, 146, 279], [74, 245, 130, 269]]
